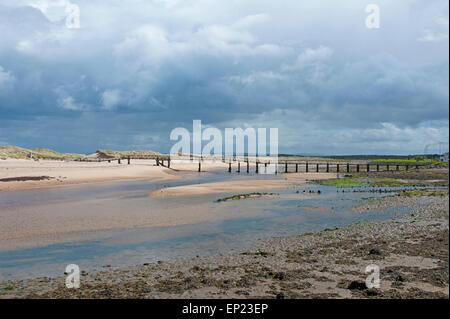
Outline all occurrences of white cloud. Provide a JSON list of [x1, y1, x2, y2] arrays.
[[16, 40, 34, 53], [436, 16, 449, 28], [232, 13, 271, 29], [417, 30, 449, 42], [0, 66, 15, 91], [26, 0, 72, 22], [101, 89, 122, 110], [417, 16, 449, 42], [57, 96, 86, 111], [113, 14, 289, 70], [230, 109, 449, 155], [226, 71, 286, 84], [295, 46, 333, 68]]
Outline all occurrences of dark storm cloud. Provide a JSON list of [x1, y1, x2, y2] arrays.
[[0, 0, 448, 154]]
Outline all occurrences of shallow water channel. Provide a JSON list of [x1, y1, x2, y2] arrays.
[[0, 169, 428, 280]]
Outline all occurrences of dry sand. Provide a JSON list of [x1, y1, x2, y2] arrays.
[[0, 159, 231, 192]]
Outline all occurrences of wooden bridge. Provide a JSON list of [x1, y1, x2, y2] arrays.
[[164, 154, 423, 173], [76, 154, 423, 174], [221, 161, 419, 174]]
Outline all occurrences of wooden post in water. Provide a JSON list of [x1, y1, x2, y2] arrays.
[[356, 164, 360, 172], [256, 162, 259, 174], [416, 165, 419, 169], [168, 159, 171, 168], [198, 161, 201, 172], [406, 165, 409, 171], [326, 163, 329, 172], [306, 162, 309, 172], [247, 160, 249, 173], [396, 165, 399, 171], [295, 163, 298, 173], [237, 162, 240, 173], [376, 164, 379, 172], [156, 157, 159, 166], [386, 164, 389, 171], [228, 162, 231, 173], [346, 163, 349, 172], [367, 164, 370, 172], [127, 157, 130, 165], [285, 162, 288, 173], [316, 163, 319, 172], [264, 162, 267, 174], [336, 164, 340, 172], [118, 158, 121, 164]]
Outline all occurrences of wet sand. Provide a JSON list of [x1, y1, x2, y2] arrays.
[[150, 173, 336, 197], [1, 162, 447, 298], [0, 158, 336, 251], [1, 194, 447, 299]]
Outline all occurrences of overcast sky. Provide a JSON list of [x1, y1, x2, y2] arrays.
[[0, 0, 448, 155]]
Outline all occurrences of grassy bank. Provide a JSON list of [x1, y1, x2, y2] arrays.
[[315, 169, 449, 188]]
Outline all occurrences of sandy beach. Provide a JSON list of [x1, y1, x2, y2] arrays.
[[0, 159, 336, 251], [0, 159, 448, 299], [0, 159, 232, 192], [1, 194, 447, 299], [150, 173, 336, 197]]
